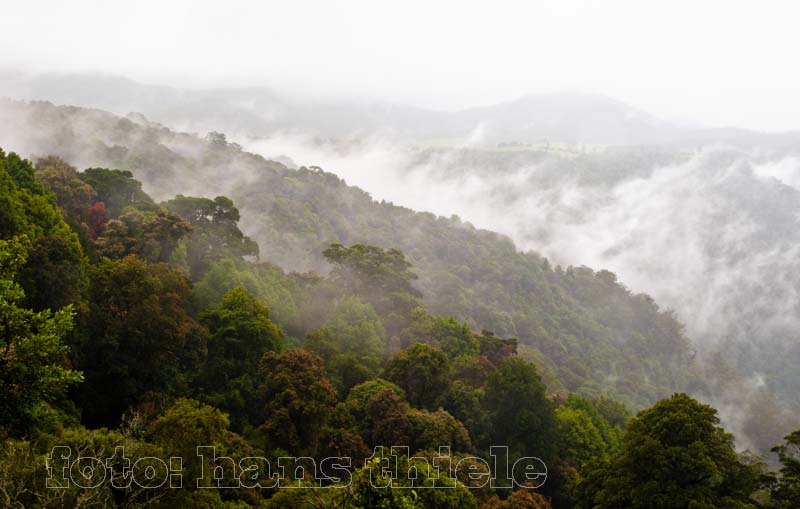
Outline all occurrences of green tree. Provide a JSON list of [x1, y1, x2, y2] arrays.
[[483, 357, 557, 462], [74, 255, 207, 427], [165, 195, 258, 279], [94, 208, 190, 263], [575, 393, 759, 509], [258, 349, 337, 456], [769, 429, 800, 508], [0, 237, 82, 438], [383, 343, 450, 410], [407, 407, 472, 453], [323, 243, 422, 335], [398, 310, 479, 358], [353, 454, 478, 509], [148, 397, 247, 498], [200, 286, 284, 428], [79, 167, 155, 217], [0, 149, 86, 312], [306, 296, 386, 393]]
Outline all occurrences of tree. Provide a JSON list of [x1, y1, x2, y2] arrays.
[[165, 195, 258, 279], [437, 380, 487, 445], [305, 296, 386, 393], [482, 490, 553, 509], [258, 349, 337, 456], [94, 208, 190, 263], [769, 429, 800, 508], [323, 243, 421, 299], [74, 256, 207, 427], [407, 407, 472, 453], [483, 357, 557, 462], [353, 454, 478, 509], [149, 398, 235, 490], [34, 156, 98, 251], [0, 237, 82, 438], [556, 405, 607, 467], [0, 149, 86, 312], [323, 243, 422, 335], [199, 286, 284, 428], [18, 233, 86, 311], [556, 395, 624, 468], [79, 168, 155, 217], [398, 309, 479, 358], [346, 379, 412, 448], [575, 393, 759, 509], [383, 343, 450, 410]]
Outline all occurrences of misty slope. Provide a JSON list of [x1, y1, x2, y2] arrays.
[[0, 97, 693, 411], [0, 70, 695, 145], [248, 134, 800, 447]]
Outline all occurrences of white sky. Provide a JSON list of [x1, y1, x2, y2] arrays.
[[2, 0, 799, 130]]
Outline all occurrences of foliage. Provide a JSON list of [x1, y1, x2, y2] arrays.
[[0, 237, 82, 438], [258, 349, 338, 455], [768, 429, 800, 508], [199, 286, 284, 428], [575, 393, 760, 509], [73, 255, 207, 427], [165, 195, 258, 278], [483, 358, 558, 462], [383, 343, 450, 410], [352, 455, 478, 509]]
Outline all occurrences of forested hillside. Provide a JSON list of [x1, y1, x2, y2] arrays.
[[1, 142, 798, 507], [0, 98, 694, 409]]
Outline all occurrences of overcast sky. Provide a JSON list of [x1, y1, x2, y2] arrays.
[[2, 0, 799, 131]]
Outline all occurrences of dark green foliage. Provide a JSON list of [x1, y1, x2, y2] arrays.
[[323, 242, 421, 299], [398, 309, 480, 358], [575, 393, 760, 509], [73, 255, 207, 427], [0, 237, 82, 438], [17, 233, 86, 311], [95, 208, 191, 262], [353, 454, 479, 509], [483, 357, 558, 462], [436, 380, 487, 444], [0, 150, 86, 311], [200, 286, 284, 429], [192, 258, 297, 325], [383, 343, 450, 410], [79, 167, 155, 217], [324, 242, 423, 335], [769, 430, 800, 508], [258, 349, 338, 455]]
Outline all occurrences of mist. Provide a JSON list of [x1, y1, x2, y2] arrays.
[[241, 131, 800, 449]]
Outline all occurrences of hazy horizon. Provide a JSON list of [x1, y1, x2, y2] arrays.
[[3, 0, 800, 131]]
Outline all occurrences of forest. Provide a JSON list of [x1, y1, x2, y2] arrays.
[[1, 134, 799, 508]]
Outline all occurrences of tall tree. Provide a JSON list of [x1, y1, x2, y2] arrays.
[[0, 237, 82, 438], [483, 357, 557, 462], [200, 286, 284, 428], [383, 342, 450, 410], [575, 393, 759, 509], [769, 429, 800, 508], [258, 349, 337, 456], [165, 195, 258, 279], [78, 168, 155, 217], [323, 243, 422, 335], [74, 256, 207, 427]]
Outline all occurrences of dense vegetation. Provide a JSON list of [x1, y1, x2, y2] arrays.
[[0, 99, 699, 411], [1, 146, 798, 508]]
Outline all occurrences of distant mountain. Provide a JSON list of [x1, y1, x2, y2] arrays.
[[7, 69, 796, 146]]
